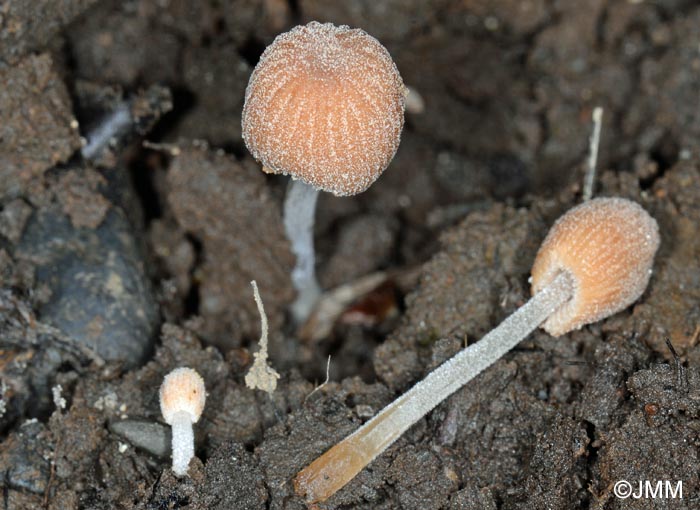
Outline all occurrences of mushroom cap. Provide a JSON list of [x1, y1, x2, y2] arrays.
[[241, 21, 406, 196], [530, 197, 660, 336], [159, 367, 206, 424]]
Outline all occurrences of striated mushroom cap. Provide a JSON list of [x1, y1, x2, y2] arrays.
[[241, 21, 406, 196], [159, 367, 206, 424], [530, 197, 660, 336]]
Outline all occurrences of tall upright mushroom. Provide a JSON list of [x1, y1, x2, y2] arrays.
[[295, 197, 660, 503], [242, 21, 406, 323]]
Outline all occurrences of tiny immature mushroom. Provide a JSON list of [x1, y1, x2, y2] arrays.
[[159, 367, 206, 477], [242, 21, 406, 323], [294, 197, 660, 503]]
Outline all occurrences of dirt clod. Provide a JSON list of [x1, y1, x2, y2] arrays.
[[0, 54, 81, 200], [166, 145, 294, 349]]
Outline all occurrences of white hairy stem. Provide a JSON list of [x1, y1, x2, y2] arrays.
[[284, 179, 321, 323], [170, 410, 194, 477], [296, 271, 574, 501], [583, 106, 604, 202], [81, 103, 132, 160], [356, 271, 572, 451]]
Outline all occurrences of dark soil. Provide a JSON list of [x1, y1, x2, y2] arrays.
[[1, 1, 699, 509]]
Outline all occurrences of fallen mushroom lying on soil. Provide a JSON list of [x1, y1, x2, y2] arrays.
[[295, 197, 660, 503]]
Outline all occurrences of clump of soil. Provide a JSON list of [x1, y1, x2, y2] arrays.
[[163, 145, 294, 350], [1, 1, 699, 509]]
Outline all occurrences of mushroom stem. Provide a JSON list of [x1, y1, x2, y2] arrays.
[[295, 271, 574, 503], [582, 106, 604, 202], [170, 410, 195, 477], [81, 102, 132, 161], [284, 179, 322, 323]]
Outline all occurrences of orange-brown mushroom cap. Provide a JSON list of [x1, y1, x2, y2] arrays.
[[530, 197, 660, 336], [241, 22, 406, 196], [159, 367, 206, 424]]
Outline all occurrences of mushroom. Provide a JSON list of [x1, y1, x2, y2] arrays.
[[242, 21, 406, 323], [159, 367, 206, 477], [294, 197, 660, 503]]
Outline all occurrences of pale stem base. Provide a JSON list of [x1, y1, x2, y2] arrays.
[[295, 271, 574, 502], [81, 103, 131, 160], [171, 410, 195, 477], [284, 179, 321, 323]]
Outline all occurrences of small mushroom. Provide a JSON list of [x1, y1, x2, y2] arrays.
[[242, 21, 406, 323], [294, 197, 660, 503], [159, 367, 206, 477]]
